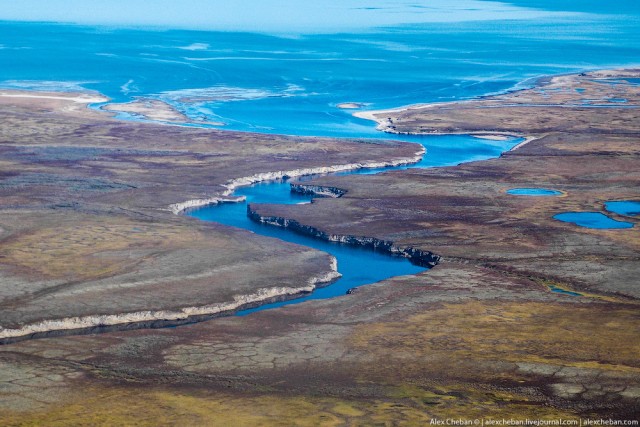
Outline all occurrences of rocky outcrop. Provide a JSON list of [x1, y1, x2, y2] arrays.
[[0, 257, 341, 344], [224, 151, 424, 193], [169, 196, 246, 214], [247, 207, 440, 268], [169, 147, 425, 214], [290, 183, 347, 198]]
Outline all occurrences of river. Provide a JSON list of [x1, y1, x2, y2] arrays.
[[188, 133, 521, 315]]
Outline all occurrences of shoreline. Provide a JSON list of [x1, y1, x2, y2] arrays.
[[0, 89, 109, 104], [169, 145, 425, 214], [0, 86, 421, 344], [0, 67, 597, 135], [0, 77, 519, 342], [169, 72, 574, 215], [508, 135, 539, 151], [353, 67, 640, 139], [350, 72, 550, 124]]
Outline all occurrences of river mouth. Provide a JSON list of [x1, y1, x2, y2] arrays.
[[188, 134, 522, 314]]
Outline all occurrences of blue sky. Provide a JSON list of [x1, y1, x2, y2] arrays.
[[0, 0, 574, 32]]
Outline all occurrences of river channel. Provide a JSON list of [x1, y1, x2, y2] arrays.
[[188, 132, 521, 315]]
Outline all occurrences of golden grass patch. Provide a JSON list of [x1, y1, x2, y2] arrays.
[[0, 386, 430, 427], [350, 300, 640, 372], [0, 219, 201, 280], [0, 383, 581, 426]]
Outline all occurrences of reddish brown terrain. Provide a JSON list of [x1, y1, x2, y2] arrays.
[[1, 70, 639, 424]]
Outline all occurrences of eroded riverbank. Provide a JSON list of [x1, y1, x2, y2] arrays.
[[0, 89, 421, 342]]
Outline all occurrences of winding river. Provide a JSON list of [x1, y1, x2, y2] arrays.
[[188, 132, 521, 315]]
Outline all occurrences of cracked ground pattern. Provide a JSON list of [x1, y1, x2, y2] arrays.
[[164, 325, 357, 372]]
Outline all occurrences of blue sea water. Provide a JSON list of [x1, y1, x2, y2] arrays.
[[1, 1, 640, 138]]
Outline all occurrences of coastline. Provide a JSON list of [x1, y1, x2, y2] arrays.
[[169, 73, 574, 215], [252, 67, 640, 301], [2, 67, 636, 335], [101, 98, 227, 126], [0, 89, 109, 104], [508, 135, 539, 151], [1, 67, 639, 419], [0, 68, 627, 335], [353, 68, 640, 139]]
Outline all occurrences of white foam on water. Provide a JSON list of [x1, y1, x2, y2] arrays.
[[0, 80, 98, 92], [178, 42, 210, 51], [157, 83, 304, 104]]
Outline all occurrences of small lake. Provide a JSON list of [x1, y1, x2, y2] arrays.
[[553, 212, 634, 229], [507, 188, 563, 196], [549, 285, 583, 297], [605, 200, 640, 217]]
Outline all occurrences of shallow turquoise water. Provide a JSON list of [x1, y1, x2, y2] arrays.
[[605, 201, 640, 217], [507, 188, 563, 196], [2, 1, 640, 138], [553, 212, 634, 229]]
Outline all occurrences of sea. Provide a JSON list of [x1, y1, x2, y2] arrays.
[[1, 0, 639, 138]]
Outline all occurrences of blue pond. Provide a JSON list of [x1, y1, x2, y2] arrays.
[[507, 188, 563, 196], [553, 212, 634, 229], [549, 286, 583, 297], [605, 200, 640, 217]]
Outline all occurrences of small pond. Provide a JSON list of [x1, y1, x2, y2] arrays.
[[549, 286, 583, 297], [553, 212, 634, 229], [605, 200, 640, 217], [507, 188, 563, 196]]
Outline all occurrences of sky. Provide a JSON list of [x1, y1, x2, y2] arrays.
[[0, 0, 575, 33]]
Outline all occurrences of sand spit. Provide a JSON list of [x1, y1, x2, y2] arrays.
[[0, 90, 108, 104], [337, 102, 367, 109], [103, 98, 226, 126], [103, 99, 190, 122]]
